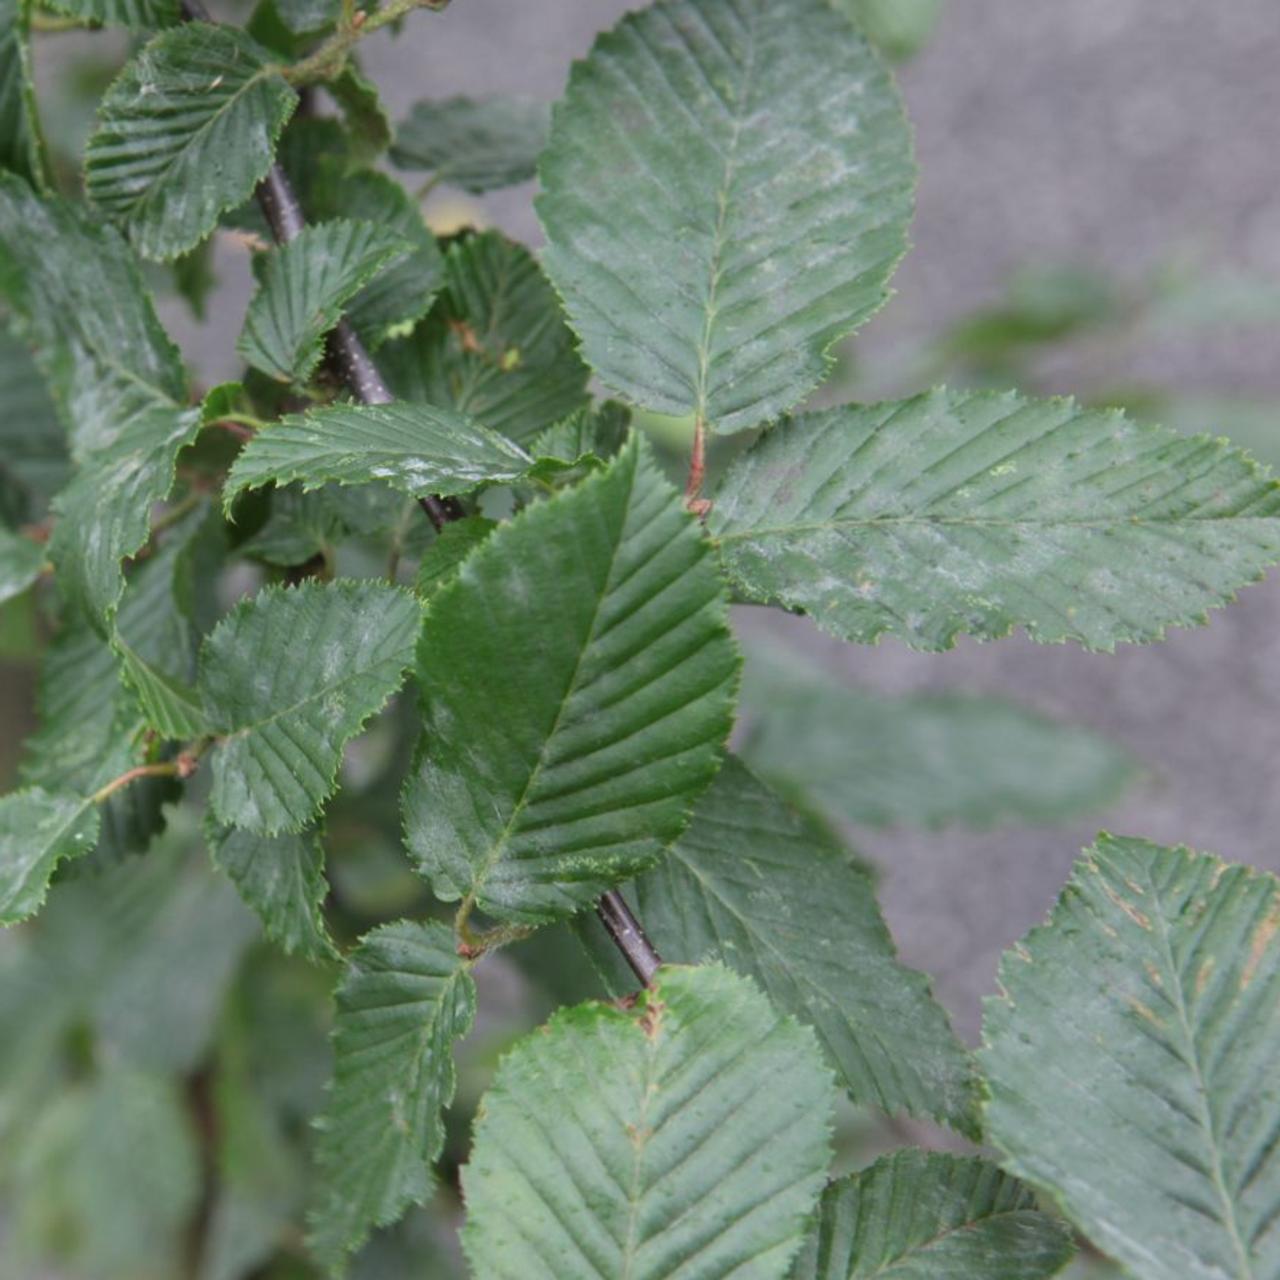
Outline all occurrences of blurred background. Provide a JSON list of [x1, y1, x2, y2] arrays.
[[3, 1, 1280, 1276]]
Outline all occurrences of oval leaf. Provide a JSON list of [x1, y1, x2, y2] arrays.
[[85, 24, 297, 260], [402, 435, 739, 923], [981, 835, 1280, 1280], [711, 389, 1280, 650], [463, 964, 836, 1280], [537, 0, 914, 433]]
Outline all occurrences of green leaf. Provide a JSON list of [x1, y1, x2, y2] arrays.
[[225, 401, 535, 509], [43, 0, 177, 27], [309, 164, 445, 348], [840, 0, 943, 62], [402, 435, 738, 923], [463, 963, 836, 1280], [328, 63, 392, 160], [531, 399, 632, 467], [49, 405, 202, 625], [739, 643, 1137, 828], [0, 0, 46, 188], [13, 1067, 200, 1280], [711, 389, 1280, 651], [981, 835, 1280, 1280], [390, 95, 550, 193], [381, 229, 590, 443], [0, 328, 68, 520], [413, 516, 496, 600], [206, 816, 336, 960], [85, 24, 298, 260], [790, 1150, 1075, 1279], [537, 0, 913, 433], [272, 0, 336, 33], [0, 176, 187, 457], [308, 921, 476, 1269], [582, 758, 978, 1135], [0, 524, 42, 604], [0, 787, 99, 924], [238, 219, 412, 383], [200, 580, 420, 833]]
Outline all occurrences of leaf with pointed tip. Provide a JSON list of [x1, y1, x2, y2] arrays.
[[581, 758, 979, 1135], [537, 0, 913, 433], [739, 643, 1137, 828], [238, 220, 412, 383], [206, 817, 336, 960], [790, 1150, 1075, 1279], [712, 389, 1280, 651], [85, 24, 297, 260], [0, 525, 41, 604], [463, 964, 835, 1280], [390, 95, 550, 193], [0, 0, 46, 188], [307, 921, 475, 1269], [200, 581, 420, 833], [225, 402, 534, 509], [0, 787, 99, 924], [981, 835, 1280, 1280], [402, 436, 738, 923], [309, 165, 445, 347], [380, 229, 589, 443], [0, 177, 187, 458], [43, 0, 177, 27], [49, 406, 202, 626], [413, 516, 496, 600]]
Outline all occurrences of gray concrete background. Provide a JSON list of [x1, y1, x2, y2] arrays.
[[333, 0, 1280, 1039]]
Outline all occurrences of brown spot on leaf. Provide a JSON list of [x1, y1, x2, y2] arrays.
[[1242, 898, 1280, 989]]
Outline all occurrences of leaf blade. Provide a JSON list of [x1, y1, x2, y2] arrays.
[[981, 835, 1280, 1280], [711, 389, 1280, 650], [0, 787, 100, 924], [537, 0, 914, 432], [402, 435, 739, 923]]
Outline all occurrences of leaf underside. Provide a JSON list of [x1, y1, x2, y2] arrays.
[[981, 835, 1280, 1280], [462, 964, 836, 1280], [711, 388, 1280, 650], [402, 435, 739, 923], [537, 0, 914, 432]]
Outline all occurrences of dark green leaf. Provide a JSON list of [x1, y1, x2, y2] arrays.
[[413, 516, 496, 600], [43, 0, 178, 27], [308, 921, 475, 1269], [982, 835, 1280, 1280], [85, 24, 298, 260], [225, 401, 534, 507], [390, 95, 550, 192], [0, 176, 187, 457], [790, 1150, 1075, 1278], [0, 0, 46, 187], [739, 643, 1137, 828], [328, 63, 392, 160], [0, 787, 99, 924], [49, 405, 202, 624], [537, 0, 913, 432], [0, 328, 68, 520], [381, 229, 589, 443], [462, 964, 836, 1280], [200, 580, 420, 832], [531, 400, 631, 466], [583, 758, 979, 1135], [206, 816, 336, 960], [0, 524, 42, 603], [711, 389, 1280, 651], [402, 436, 738, 923], [239, 219, 412, 383]]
